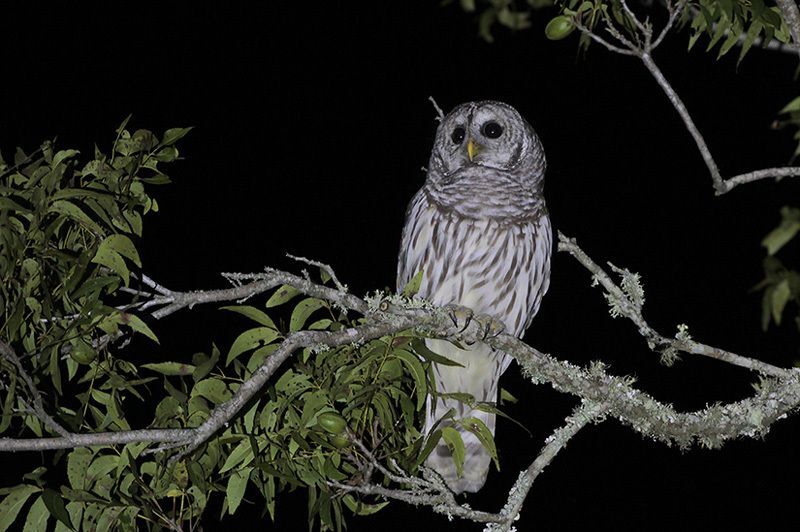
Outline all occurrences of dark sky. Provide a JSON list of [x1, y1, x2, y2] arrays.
[[3, 2, 800, 530]]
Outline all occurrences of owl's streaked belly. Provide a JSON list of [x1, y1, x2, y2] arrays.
[[400, 200, 551, 338]]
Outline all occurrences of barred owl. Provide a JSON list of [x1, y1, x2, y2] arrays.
[[397, 101, 551, 493]]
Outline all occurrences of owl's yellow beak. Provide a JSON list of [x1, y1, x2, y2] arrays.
[[466, 138, 479, 161]]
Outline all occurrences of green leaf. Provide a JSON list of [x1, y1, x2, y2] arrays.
[[161, 127, 193, 146], [266, 284, 301, 307], [342, 495, 389, 516], [440, 427, 466, 478], [98, 234, 141, 267], [152, 146, 178, 162], [290, 298, 326, 332], [21, 495, 49, 532], [416, 428, 442, 466], [500, 387, 518, 404], [0, 485, 41, 532], [51, 149, 80, 168], [193, 344, 220, 382], [0, 196, 30, 212], [54, 502, 82, 532], [67, 449, 93, 489], [459, 0, 476, 12], [459, 417, 499, 469], [227, 327, 280, 365], [86, 456, 120, 486], [91, 246, 129, 286], [392, 350, 427, 410], [780, 96, 800, 114], [738, 20, 763, 63], [771, 279, 791, 325], [192, 379, 232, 404], [142, 362, 196, 376], [226, 467, 252, 514], [49, 200, 105, 234], [717, 25, 741, 58], [221, 305, 277, 329], [122, 313, 159, 343], [410, 338, 464, 367], [42, 489, 75, 530], [401, 270, 424, 297], [762, 208, 800, 255], [308, 318, 333, 330], [95, 506, 126, 531], [220, 439, 258, 473]]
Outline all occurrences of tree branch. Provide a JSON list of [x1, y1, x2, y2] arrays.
[[0, 340, 72, 439], [486, 401, 605, 531], [557, 232, 793, 378], [147, 267, 367, 319], [0, 428, 193, 452], [572, 1, 800, 195], [3, 260, 800, 526]]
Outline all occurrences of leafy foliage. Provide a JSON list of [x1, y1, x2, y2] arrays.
[[0, 118, 186, 378], [685, 0, 791, 62], [775, 94, 800, 160], [757, 207, 800, 332], [452, 0, 792, 63], [448, 0, 555, 42], [0, 128, 502, 530]]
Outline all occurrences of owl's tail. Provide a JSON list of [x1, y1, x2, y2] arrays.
[[423, 339, 503, 494]]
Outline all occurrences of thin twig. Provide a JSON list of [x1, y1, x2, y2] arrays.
[[573, 19, 639, 55], [557, 232, 793, 378], [428, 96, 445, 121], [488, 401, 605, 531], [0, 340, 72, 439], [149, 269, 367, 320], [639, 52, 726, 192], [285, 254, 348, 293]]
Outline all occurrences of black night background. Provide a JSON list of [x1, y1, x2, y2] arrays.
[[2, 2, 800, 530]]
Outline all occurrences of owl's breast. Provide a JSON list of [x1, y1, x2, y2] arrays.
[[398, 192, 552, 337], [425, 166, 544, 223]]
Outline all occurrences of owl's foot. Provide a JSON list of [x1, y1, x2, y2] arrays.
[[444, 305, 504, 343], [445, 305, 473, 333], [474, 313, 505, 340]]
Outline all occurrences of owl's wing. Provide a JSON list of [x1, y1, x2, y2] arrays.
[[521, 213, 553, 332], [396, 188, 431, 292]]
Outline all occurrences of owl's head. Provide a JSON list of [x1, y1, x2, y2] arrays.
[[429, 100, 545, 188]]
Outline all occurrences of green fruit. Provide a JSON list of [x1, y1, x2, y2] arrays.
[[69, 339, 97, 364], [330, 436, 351, 449], [545, 16, 575, 40], [317, 412, 347, 435]]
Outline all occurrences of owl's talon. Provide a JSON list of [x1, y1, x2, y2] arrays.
[[445, 305, 474, 333], [474, 314, 505, 341]]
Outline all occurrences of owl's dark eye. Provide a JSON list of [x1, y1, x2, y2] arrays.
[[451, 126, 466, 145], [482, 121, 504, 139]]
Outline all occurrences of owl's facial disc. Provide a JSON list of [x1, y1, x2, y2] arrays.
[[436, 101, 530, 176]]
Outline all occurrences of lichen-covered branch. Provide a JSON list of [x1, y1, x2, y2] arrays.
[[145, 267, 367, 319], [2, 259, 800, 527], [0, 428, 193, 452], [6, 259, 797, 453], [327, 401, 603, 529], [486, 401, 605, 531], [557, 232, 792, 378]]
